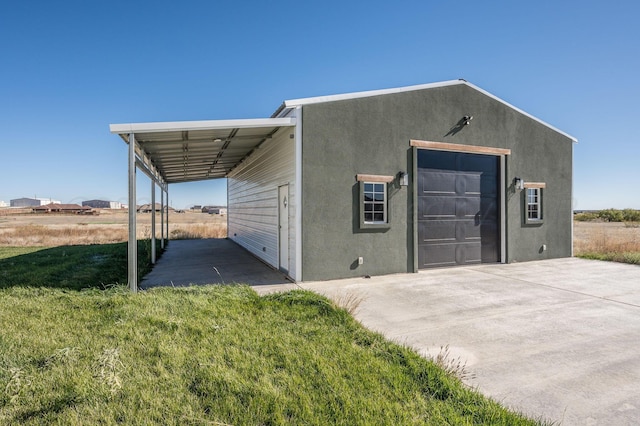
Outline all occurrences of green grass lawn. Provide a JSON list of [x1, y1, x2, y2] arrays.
[[576, 252, 640, 265], [0, 241, 158, 291], [0, 244, 541, 425]]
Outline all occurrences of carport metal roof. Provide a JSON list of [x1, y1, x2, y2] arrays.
[[110, 117, 296, 185], [109, 117, 297, 293]]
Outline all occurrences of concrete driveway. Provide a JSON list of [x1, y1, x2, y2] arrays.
[[254, 258, 640, 425]]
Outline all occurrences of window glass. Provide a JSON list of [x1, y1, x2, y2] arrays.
[[363, 182, 387, 224], [526, 188, 542, 221]]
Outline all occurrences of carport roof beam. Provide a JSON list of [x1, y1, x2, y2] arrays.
[[110, 118, 296, 134]]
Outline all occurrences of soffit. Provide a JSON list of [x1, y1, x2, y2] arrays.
[[110, 118, 296, 184]]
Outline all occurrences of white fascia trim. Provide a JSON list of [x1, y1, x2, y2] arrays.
[[109, 117, 296, 135], [294, 106, 303, 282], [282, 80, 463, 109]]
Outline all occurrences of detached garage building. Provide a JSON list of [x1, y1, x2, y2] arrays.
[[111, 79, 575, 288]]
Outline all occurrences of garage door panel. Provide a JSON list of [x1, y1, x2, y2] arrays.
[[419, 220, 481, 243], [417, 150, 500, 269], [457, 220, 481, 241], [419, 196, 481, 218], [419, 242, 482, 268], [459, 154, 498, 173], [419, 196, 456, 217], [456, 196, 480, 218], [480, 177, 498, 196], [456, 243, 481, 265], [457, 173, 481, 195], [420, 171, 456, 194], [480, 196, 498, 220], [419, 244, 456, 268], [418, 152, 457, 170], [418, 220, 456, 243]]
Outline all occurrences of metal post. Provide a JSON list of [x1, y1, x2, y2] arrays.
[[151, 180, 156, 264], [160, 188, 165, 249], [165, 190, 169, 243], [128, 133, 138, 292]]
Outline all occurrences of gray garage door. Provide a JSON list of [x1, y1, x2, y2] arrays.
[[417, 150, 500, 268]]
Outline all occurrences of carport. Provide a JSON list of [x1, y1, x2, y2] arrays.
[[109, 117, 296, 292]]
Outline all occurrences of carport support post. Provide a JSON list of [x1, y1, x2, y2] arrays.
[[165, 190, 169, 243], [128, 132, 138, 293], [160, 188, 165, 249], [151, 180, 156, 264]]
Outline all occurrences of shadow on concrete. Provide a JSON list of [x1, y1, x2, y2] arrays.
[[140, 238, 291, 289]]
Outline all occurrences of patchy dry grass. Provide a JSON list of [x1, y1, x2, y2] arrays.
[[0, 224, 129, 246], [169, 223, 227, 240], [574, 221, 640, 264], [0, 210, 227, 247]]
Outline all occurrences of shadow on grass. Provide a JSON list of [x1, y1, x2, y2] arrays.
[[0, 240, 161, 291]]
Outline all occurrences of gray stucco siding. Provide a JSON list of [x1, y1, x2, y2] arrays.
[[300, 84, 573, 281], [504, 123, 573, 262]]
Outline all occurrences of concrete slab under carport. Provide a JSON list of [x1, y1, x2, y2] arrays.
[[254, 258, 640, 425], [140, 238, 292, 289]]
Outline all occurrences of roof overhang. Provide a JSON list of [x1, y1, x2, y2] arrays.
[[110, 117, 296, 184]]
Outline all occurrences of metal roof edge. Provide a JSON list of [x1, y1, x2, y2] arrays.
[[109, 117, 296, 135], [275, 79, 577, 143], [281, 79, 464, 109]]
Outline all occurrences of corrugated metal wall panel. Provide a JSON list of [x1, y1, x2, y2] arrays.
[[227, 127, 296, 277]]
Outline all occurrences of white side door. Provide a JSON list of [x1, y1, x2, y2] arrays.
[[278, 184, 289, 273]]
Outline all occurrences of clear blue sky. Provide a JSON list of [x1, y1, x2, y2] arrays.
[[1, 1, 638, 209]]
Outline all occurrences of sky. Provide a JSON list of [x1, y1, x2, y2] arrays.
[[1, 1, 639, 209]]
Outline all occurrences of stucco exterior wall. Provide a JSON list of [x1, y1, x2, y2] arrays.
[[300, 83, 573, 281]]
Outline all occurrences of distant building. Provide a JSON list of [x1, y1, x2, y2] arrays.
[[191, 205, 202, 210], [11, 197, 61, 207], [32, 203, 92, 214], [0, 200, 8, 207], [137, 203, 174, 213], [82, 200, 123, 209], [201, 206, 227, 215]]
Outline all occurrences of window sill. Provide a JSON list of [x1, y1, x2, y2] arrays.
[[360, 222, 391, 230]]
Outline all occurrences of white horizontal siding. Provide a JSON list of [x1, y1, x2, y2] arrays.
[[227, 127, 296, 278]]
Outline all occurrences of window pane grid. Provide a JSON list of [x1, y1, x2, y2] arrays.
[[363, 182, 387, 224], [526, 188, 541, 220]]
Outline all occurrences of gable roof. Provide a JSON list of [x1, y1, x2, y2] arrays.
[[33, 203, 90, 211], [273, 79, 577, 142]]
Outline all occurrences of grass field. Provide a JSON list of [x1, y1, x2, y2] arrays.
[[0, 210, 542, 424], [0, 285, 540, 425], [573, 221, 640, 264], [0, 210, 226, 246]]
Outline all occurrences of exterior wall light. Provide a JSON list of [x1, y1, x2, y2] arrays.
[[398, 171, 409, 186], [514, 177, 525, 190], [463, 115, 473, 125]]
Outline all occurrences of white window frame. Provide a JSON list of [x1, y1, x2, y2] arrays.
[[524, 182, 545, 224], [363, 182, 387, 224], [356, 174, 394, 230]]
